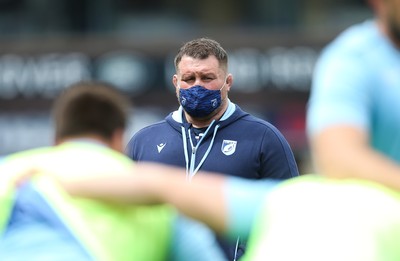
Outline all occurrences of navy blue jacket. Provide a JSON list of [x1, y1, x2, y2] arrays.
[[126, 102, 299, 180], [125, 101, 299, 260]]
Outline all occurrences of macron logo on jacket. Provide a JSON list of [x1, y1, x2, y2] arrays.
[[157, 143, 167, 153]]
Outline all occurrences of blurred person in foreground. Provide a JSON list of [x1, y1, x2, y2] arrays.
[[0, 81, 227, 261], [45, 162, 400, 261], [126, 37, 299, 260], [307, 0, 400, 190]]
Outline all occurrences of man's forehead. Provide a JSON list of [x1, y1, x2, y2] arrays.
[[179, 71, 218, 77], [178, 56, 222, 73], [179, 55, 219, 64]]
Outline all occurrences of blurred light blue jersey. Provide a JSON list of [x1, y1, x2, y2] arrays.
[[172, 215, 227, 261], [223, 177, 281, 240], [0, 183, 93, 261], [307, 20, 400, 162]]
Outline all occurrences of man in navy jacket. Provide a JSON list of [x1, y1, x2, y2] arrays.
[[126, 37, 299, 260]]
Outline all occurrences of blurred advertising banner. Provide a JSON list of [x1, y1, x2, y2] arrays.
[[0, 46, 318, 100], [0, 36, 325, 155]]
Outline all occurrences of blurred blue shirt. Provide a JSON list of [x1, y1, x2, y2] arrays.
[[307, 20, 400, 163]]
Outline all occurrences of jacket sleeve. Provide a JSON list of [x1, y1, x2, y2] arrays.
[[259, 126, 299, 179]]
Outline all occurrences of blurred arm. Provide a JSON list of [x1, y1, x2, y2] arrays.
[[311, 125, 400, 190], [61, 162, 229, 235]]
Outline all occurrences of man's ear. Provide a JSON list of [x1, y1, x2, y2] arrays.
[[226, 74, 233, 91], [172, 74, 178, 88]]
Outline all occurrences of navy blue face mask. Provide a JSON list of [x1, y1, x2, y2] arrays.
[[179, 82, 226, 118]]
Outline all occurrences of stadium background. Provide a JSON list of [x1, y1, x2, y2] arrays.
[[0, 0, 371, 173]]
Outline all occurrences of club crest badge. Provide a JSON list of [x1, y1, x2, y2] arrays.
[[221, 140, 237, 156]]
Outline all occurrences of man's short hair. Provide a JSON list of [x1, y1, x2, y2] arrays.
[[53, 81, 131, 141], [174, 38, 228, 72]]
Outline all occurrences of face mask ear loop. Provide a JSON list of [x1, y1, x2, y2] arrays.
[[219, 76, 228, 91]]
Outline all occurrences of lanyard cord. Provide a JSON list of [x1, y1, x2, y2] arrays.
[[188, 124, 220, 181], [233, 236, 240, 261], [182, 120, 220, 181], [181, 125, 190, 181]]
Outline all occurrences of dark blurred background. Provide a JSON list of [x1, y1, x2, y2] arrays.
[[0, 0, 372, 173]]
